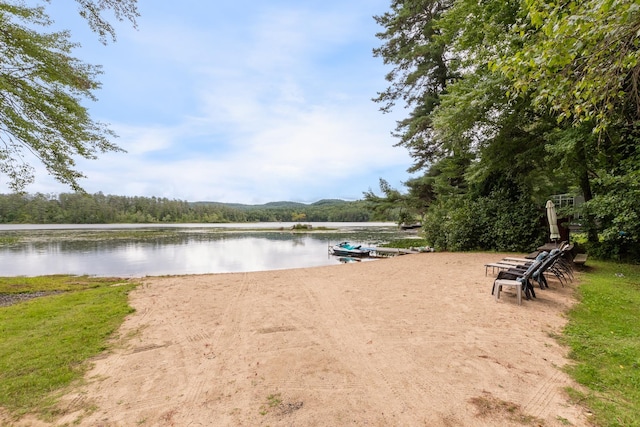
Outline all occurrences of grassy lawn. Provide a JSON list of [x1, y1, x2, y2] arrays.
[[563, 261, 640, 426], [0, 276, 137, 421]]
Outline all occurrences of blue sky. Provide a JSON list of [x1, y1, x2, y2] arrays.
[[12, 0, 414, 204]]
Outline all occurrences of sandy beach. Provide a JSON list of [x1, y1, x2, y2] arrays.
[[16, 252, 589, 426]]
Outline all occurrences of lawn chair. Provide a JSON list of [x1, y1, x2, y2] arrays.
[[492, 258, 542, 305], [531, 246, 575, 287], [548, 245, 575, 285], [484, 250, 547, 276], [497, 249, 562, 290], [491, 248, 571, 306]]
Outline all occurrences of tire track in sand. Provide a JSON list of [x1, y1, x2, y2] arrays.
[[522, 368, 565, 419], [288, 268, 429, 424]]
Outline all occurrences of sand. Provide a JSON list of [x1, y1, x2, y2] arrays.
[[11, 252, 590, 426]]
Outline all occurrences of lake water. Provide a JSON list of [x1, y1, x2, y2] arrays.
[[0, 223, 408, 277]]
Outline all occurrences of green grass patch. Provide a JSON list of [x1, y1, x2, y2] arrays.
[[0, 236, 19, 245], [0, 276, 137, 420], [0, 275, 124, 294], [562, 261, 640, 426]]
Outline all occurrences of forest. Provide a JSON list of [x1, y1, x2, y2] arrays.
[[366, 0, 640, 261], [0, 193, 381, 224]]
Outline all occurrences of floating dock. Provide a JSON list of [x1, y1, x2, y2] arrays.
[[367, 247, 431, 257]]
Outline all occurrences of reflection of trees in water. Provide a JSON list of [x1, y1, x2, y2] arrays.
[[0, 227, 407, 254], [0, 226, 410, 276]]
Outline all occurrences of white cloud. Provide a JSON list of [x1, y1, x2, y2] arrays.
[[2, 0, 413, 204]]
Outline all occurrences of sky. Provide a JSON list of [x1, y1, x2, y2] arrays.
[[8, 0, 415, 204]]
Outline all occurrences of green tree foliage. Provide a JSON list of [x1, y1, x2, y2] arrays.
[[373, 0, 640, 260], [499, 0, 640, 258], [499, 0, 640, 132], [373, 0, 455, 172], [0, 0, 138, 192], [422, 186, 545, 252], [0, 193, 378, 224], [363, 178, 410, 223]]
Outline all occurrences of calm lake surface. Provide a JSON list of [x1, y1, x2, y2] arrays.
[[0, 223, 409, 277]]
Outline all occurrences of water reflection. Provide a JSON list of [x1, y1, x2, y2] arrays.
[[0, 225, 406, 277]]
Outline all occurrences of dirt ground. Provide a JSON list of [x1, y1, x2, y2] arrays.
[[10, 252, 590, 426]]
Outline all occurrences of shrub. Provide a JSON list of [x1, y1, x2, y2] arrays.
[[422, 189, 545, 252]]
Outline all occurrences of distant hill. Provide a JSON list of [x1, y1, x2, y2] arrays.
[[187, 199, 375, 222], [311, 199, 350, 206]]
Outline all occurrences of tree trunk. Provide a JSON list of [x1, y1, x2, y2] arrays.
[[576, 140, 599, 245]]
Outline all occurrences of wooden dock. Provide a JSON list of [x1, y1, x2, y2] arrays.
[[367, 247, 422, 257]]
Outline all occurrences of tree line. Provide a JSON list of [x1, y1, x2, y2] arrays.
[[367, 0, 640, 261], [0, 193, 383, 224]]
